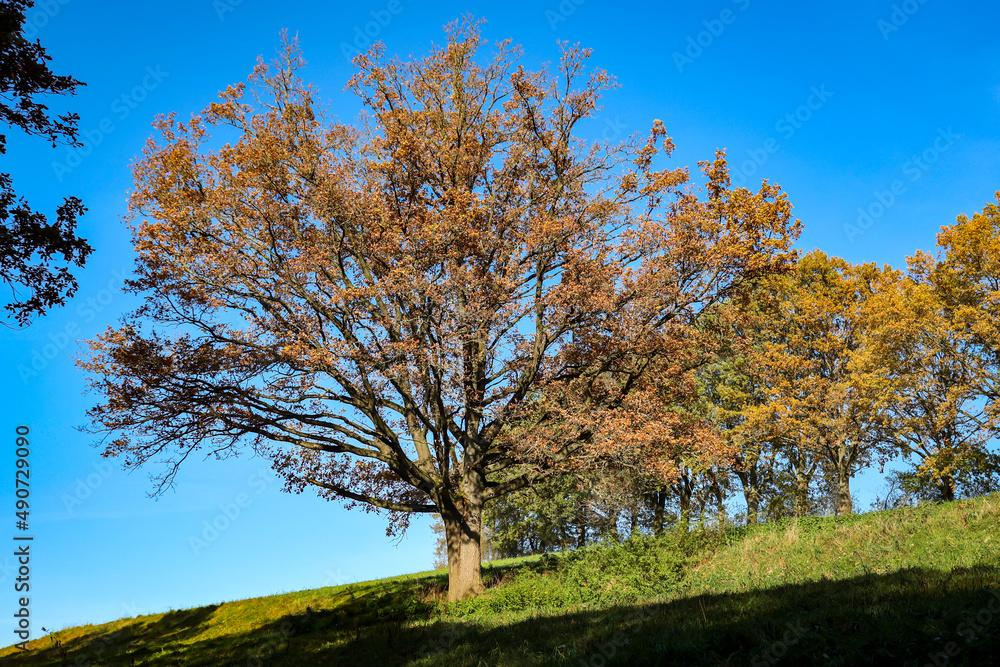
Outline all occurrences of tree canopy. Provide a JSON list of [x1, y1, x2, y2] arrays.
[[81, 21, 800, 599]]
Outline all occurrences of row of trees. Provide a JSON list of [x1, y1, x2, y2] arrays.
[[455, 225, 1000, 560], [76, 18, 1000, 599]]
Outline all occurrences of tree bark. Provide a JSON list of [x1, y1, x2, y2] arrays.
[[441, 465, 487, 601], [442, 501, 485, 602], [938, 474, 956, 502], [674, 470, 693, 531], [650, 488, 667, 536], [831, 436, 854, 515], [576, 506, 588, 549], [794, 471, 811, 518], [678, 493, 691, 531], [735, 469, 760, 524], [746, 492, 760, 524], [835, 471, 853, 515]]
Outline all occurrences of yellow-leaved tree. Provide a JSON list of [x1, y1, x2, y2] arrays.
[[860, 195, 1000, 500]]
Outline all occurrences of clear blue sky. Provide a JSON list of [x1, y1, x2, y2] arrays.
[[2, 0, 998, 640]]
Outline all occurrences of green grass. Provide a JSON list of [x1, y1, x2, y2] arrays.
[[3, 496, 999, 665]]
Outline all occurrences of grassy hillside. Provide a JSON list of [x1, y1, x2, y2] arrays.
[[3, 495, 999, 666]]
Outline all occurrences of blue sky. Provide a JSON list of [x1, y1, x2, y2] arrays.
[[1, 0, 999, 640]]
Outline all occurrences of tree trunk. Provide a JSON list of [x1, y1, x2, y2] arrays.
[[441, 467, 486, 602], [678, 491, 691, 531], [675, 471, 693, 531], [650, 488, 667, 536], [938, 474, 956, 502], [736, 469, 760, 524], [832, 437, 854, 516], [794, 471, 810, 518], [442, 503, 484, 602], [836, 471, 853, 515], [710, 477, 726, 526], [746, 492, 759, 524]]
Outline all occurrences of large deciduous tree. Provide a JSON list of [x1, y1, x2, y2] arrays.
[[0, 0, 91, 325], [81, 21, 799, 600]]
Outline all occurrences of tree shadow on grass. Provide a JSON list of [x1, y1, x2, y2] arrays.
[[274, 565, 1000, 666], [4, 603, 222, 666], [5, 566, 999, 666]]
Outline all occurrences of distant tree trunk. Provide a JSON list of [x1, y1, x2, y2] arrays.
[[709, 474, 726, 524], [607, 511, 621, 542], [735, 466, 761, 524], [746, 482, 761, 523], [934, 439, 957, 501], [938, 473, 956, 502], [794, 471, 811, 517], [674, 469, 694, 530], [650, 487, 668, 536], [831, 437, 854, 515], [678, 494, 691, 530], [835, 473, 853, 515], [575, 504, 588, 549], [786, 440, 817, 518]]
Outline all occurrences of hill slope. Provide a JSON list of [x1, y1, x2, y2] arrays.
[[3, 495, 999, 666]]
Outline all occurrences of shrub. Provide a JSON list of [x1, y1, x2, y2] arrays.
[[450, 524, 723, 616]]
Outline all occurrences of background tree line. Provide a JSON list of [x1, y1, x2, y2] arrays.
[[435, 220, 1000, 561]]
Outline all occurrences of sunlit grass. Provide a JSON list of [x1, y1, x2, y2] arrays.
[[2, 495, 998, 665]]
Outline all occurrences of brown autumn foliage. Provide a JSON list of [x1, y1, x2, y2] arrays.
[[80, 20, 800, 600]]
